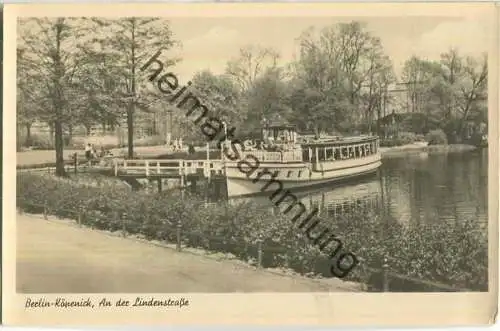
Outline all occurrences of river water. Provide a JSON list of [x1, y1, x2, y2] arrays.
[[235, 148, 488, 226]]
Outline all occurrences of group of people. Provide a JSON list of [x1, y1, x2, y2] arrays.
[[84, 143, 111, 162], [169, 138, 184, 152]]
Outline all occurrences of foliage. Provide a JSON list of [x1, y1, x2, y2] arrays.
[[379, 132, 424, 147], [225, 45, 281, 92], [17, 18, 181, 168], [401, 50, 487, 140], [426, 129, 448, 145], [17, 173, 487, 291], [17, 18, 488, 155], [288, 22, 395, 134], [18, 18, 98, 175]]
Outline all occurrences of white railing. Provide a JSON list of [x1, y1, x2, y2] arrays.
[[113, 159, 224, 178]]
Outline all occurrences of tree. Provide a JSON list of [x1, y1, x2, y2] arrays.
[[18, 18, 92, 176], [245, 68, 293, 130], [91, 18, 180, 158], [182, 70, 244, 142], [291, 21, 395, 133], [401, 50, 487, 140], [453, 53, 487, 138], [226, 45, 280, 92]]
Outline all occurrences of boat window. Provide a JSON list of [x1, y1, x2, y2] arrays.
[[334, 148, 340, 160], [287, 171, 293, 178], [298, 171, 302, 178], [316, 147, 325, 161], [302, 149, 309, 162], [349, 147, 355, 159], [326, 148, 334, 160], [341, 147, 347, 159]]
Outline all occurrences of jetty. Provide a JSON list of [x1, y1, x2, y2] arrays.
[[112, 158, 226, 192]]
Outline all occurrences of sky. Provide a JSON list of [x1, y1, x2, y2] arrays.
[[164, 13, 491, 84]]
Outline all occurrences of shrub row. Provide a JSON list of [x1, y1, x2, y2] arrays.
[[426, 129, 449, 145], [17, 173, 487, 291], [380, 132, 426, 147]]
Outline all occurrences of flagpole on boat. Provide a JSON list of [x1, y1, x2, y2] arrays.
[[221, 120, 228, 199]]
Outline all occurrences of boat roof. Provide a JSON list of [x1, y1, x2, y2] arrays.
[[264, 121, 296, 129], [301, 135, 378, 146]]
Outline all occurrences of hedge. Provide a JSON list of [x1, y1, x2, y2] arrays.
[[16, 173, 487, 291]]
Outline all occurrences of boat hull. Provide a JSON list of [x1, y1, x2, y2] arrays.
[[225, 154, 382, 198]]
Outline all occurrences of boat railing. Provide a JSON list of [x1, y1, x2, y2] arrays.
[[239, 149, 303, 163]]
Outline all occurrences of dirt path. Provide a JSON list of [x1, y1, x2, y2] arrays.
[[16, 214, 361, 293]]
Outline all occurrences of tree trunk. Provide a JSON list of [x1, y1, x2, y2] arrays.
[[128, 19, 137, 159], [16, 123, 22, 151], [49, 122, 55, 148], [54, 119, 66, 177], [67, 124, 73, 146], [85, 124, 91, 136], [127, 106, 134, 159], [25, 123, 32, 146]]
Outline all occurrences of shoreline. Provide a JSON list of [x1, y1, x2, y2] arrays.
[[380, 143, 477, 158], [17, 143, 479, 168]]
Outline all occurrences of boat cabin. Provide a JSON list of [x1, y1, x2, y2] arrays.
[[301, 137, 379, 163]]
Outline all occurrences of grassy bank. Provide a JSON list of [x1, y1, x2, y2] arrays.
[[16, 172, 487, 291]]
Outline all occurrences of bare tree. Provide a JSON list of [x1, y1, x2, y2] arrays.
[[226, 45, 280, 92]]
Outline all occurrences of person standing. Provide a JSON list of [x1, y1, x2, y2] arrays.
[[85, 143, 92, 161], [173, 138, 179, 152]]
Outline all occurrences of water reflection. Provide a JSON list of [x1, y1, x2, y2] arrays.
[[380, 148, 488, 226], [232, 148, 488, 226]]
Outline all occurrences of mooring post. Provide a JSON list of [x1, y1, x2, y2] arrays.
[[43, 200, 48, 220], [121, 212, 127, 237], [382, 257, 390, 292], [73, 152, 78, 174], [257, 238, 263, 268], [284, 251, 290, 268], [77, 209, 82, 226], [176, 218, 182, 251]]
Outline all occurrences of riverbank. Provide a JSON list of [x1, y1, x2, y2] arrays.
[[16, 172, 487, 291], [380, 143, 477, 158], [18, 142, 478, 167]]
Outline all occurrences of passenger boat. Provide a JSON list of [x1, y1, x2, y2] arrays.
[[223, 122, 382, 198]]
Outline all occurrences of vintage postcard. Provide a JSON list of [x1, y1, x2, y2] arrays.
[[2, 2, 498, 326]]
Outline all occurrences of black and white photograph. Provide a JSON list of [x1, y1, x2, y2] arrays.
[[3, 2, 497, 326]]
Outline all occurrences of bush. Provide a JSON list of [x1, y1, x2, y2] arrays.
[[16, 173, 487, 291], [380, 132, 421, 147], [70, 135, 120, 150], [29, 134, 54, 149], [134, 135, 166, 147], [426, 129, 448, 145]]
